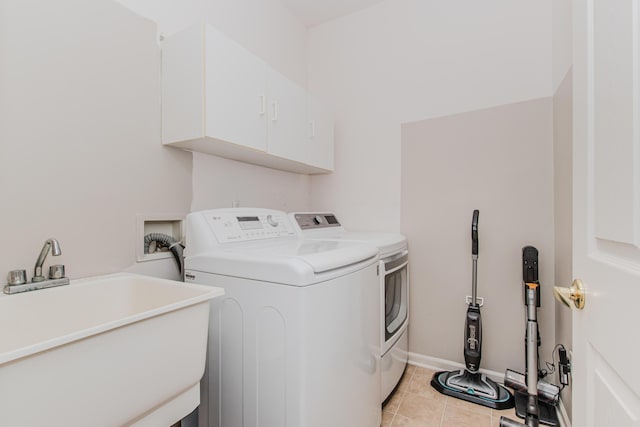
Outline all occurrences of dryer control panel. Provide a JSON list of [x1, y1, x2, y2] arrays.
[[205, 212, 296, 243], [294, 213, 341, 230]]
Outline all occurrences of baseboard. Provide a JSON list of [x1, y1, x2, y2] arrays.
[[557, 398, 571, 427], [409, 351, 572, 427], [407, 352, 506, 384]]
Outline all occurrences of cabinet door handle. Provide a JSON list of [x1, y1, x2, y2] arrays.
[[259, 95, 266, 115], [309, 120, 316, 138], [271, 101, 278, 122]]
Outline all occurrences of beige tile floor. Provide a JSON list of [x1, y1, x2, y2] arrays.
[[381, 365, 519, 427]]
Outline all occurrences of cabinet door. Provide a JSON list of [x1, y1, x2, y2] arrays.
[[307, 97, 334, 171], [266, 68, 308, 164], [205, 26, 267, 152]]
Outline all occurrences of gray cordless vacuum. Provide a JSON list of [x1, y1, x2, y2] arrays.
[[500, 247, 561, 426], [431, 210, 514, 410]]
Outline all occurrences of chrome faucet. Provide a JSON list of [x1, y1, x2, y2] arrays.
[[3, 238, 69, 294], [33, 238, 62, 282]]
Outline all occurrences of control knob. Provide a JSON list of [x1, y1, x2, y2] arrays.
[[266, 215, 279, 227]]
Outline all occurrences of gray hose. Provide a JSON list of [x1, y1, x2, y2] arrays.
[[144, 232, 177, 253], [144, 233, 185, 276]]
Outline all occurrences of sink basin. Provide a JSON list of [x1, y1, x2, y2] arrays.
[[0, 273, 223, 427]]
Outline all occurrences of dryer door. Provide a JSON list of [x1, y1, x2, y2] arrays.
[[382, 252, 408, 352]]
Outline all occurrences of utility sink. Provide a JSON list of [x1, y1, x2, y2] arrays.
[[0, 273, 223, 427]]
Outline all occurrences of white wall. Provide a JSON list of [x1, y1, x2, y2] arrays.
[[552, 0, 573, 419], [308, 0, 553, 231], [402, 99, 554, 374], [307, 0, 555, 373], [115, 0, 312, 212], [552, 0, 573, 92], [553, 69, 573, 423], [0, 0, 311, 284], [0, 0, 192, 281], [191, 154, 310, 212], [115, 0, 308, 87]]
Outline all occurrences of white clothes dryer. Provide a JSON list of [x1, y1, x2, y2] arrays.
[[184, 208, 381, 427], [289, 213, 409, 402]]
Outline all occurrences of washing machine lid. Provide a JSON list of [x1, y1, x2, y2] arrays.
[[185, 238, 378, 285]]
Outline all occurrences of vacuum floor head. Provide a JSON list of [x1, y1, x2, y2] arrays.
[[431, 369, 515, 410]]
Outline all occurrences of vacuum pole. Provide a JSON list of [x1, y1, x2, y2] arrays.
[[471, 210, 479, 306], [431, 210, 514, 410], [465, 210, 481, 373], [526, 283, 539, 396], [500, 284, 540, 427], [524, 282, 540, 426], [500, 271, 541, 426]]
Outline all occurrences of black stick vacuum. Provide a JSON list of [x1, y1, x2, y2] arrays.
[[431, 210, 514, 409]]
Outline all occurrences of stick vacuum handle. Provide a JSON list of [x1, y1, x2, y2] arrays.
[[522, 246, 541, 308], [522, 246, 539, 283], [471, 210, 479, 256]]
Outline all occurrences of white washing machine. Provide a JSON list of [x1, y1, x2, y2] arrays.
[[290, 213, 409, 402], [184, 208, 381, 427]]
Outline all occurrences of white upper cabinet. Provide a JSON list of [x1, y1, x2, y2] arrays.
[[161, 24, 334, 174], [204, 25, 267, 153], [266, 67, 308, 165], [307, 97, 335, 171]]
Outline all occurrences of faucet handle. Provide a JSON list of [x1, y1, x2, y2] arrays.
[[49, 265, 65, 279], [7, 270, 27, 286]]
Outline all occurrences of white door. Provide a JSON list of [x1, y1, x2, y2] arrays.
[[572, 0, 640, 425]]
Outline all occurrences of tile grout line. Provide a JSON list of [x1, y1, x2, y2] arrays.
[[389, 411, 397, 426], [439, 397, 448, 427], [390, 366, 490, 427], [388, 366, 415, 426]]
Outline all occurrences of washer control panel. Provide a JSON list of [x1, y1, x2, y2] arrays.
[[206, 212, 295, 243], [294, 213, 341, 230]]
